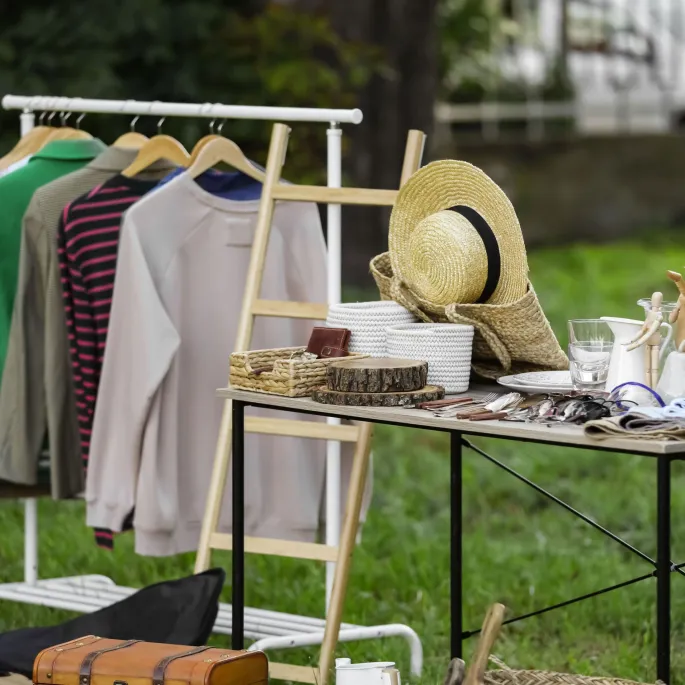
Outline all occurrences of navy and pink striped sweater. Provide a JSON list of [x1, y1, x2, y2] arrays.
[[57, 174, 157, 548]]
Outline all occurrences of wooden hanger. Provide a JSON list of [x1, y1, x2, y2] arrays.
[[187, 136, 265, 182], [114, 116, 149, 150], [121, 135, 190, 178], [42, 127, 93, 142], [0, 125, 54, 170], [189, 134, 220, 164], [39, 112, 93, 143], [189, 118, 226, 164], [113, 131, 149, 149]]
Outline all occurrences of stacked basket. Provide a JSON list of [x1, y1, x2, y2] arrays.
[[326, 301, 416, 357], [386, 323, 474, 393]]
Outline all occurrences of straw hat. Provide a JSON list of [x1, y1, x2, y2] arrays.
[[388, 160, 528, 306]]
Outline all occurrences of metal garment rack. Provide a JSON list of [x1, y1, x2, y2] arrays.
[[0, 95, 422, 675]]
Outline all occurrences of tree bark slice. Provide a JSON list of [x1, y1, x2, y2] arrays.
[[327, 357, 428, 393], [312, 384, 444, 407]]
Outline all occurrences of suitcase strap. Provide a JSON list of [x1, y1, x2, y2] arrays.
[[79, 640, 141, 685], [153, 647, 211, 685]]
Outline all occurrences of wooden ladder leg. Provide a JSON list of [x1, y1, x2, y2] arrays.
[[318, 421, 374, 685], [400, 130, 427, 185], [194, 123, 291, 573]]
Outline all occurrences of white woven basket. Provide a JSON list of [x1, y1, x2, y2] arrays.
[[327, 301, 416, 357], [386, 323, 474, 393]]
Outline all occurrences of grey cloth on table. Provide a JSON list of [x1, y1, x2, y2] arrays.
[[0, 148, 176, 498], [585, 413, 685, 441]]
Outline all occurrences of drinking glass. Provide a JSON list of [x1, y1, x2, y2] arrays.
[[567, 319, 614, 390]]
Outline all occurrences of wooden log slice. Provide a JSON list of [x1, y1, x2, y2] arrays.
[[327, 357, 427, 393], [312, 384, 445, 407]]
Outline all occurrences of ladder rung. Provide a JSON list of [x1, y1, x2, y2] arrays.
[[210, 533, 339, 562], [272, 184, 398, 206], [252, 299, 328, 320], [245, 416, 359, 442], [270, 663, 319, 684]]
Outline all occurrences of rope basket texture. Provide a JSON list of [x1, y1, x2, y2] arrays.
[[484, 657, 657, 685], [230, 346, 369, 397], [326, 301, 416, 357], [386, 323, 474, 393]]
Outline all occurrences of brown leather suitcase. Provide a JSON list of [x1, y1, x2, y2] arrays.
[[33, 636, 268, 685]]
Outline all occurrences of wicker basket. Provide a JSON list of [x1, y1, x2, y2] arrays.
[[452, 605, 656, 685], [230, 346, 368, 397], [484, 657, 655, 685]]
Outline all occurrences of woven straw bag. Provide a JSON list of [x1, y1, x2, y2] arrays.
[[230, 346, 369, 397], [371, 253, 568, 380], [326, 301, 416, 357], [387, 323, 474, 393]]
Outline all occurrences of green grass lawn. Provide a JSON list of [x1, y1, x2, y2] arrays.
[[0, 233, 684, 683]]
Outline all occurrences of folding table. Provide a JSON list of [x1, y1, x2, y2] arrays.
[[218, 385, 685, 684]]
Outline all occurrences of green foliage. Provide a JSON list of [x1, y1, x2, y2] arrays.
[[206, 5, 381, 181], [438, 0, 574, 105], [0, 1, 379, 181], [438, 0, 505, 99], [529, 229, 685, 345]]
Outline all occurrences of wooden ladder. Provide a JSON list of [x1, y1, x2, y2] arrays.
[[194, 122, 426, 684]]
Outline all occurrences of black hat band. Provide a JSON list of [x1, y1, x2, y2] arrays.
[[448, 205, 502, 304]]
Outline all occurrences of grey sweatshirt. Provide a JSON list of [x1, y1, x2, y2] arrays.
[[86, 172, 341, 556]]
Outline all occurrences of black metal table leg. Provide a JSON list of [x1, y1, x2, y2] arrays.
[[451, 431, 463, 658], [231, 400, 245, 650], [656, 457, 672, 683]]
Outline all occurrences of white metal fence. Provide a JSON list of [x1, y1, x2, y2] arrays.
[[436, 0, 685, 139]]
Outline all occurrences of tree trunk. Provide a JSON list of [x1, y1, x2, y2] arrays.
[[312, 384, 444, 407], [327, 358, 428, 393], [337, 0, 439, 288], [281, 0, 440, 289]]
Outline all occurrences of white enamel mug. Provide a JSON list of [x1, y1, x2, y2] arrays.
[[335, 659, 400, 685]]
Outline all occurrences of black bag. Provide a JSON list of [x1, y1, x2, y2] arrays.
[[0, 568, 225, 676]]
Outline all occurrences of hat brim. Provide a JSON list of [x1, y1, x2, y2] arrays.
[[389, 160, 529, 305]]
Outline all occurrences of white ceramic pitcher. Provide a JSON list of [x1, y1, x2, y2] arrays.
[[335, 659, 400, 685], [601, 317, 673, 392]]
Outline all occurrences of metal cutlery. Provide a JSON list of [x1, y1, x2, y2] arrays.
[[431, 393, 500, 418], [467, 394, 523, 421]]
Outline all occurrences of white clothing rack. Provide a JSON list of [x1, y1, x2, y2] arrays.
[[0, 95, 423, 676], [2, 96, 364, 124]]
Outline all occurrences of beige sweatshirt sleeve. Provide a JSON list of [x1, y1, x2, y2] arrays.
[[86, 213, 180, 532]]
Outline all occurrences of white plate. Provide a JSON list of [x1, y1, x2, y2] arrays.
[[498, 371, 573, 393], [510, 371, 572, 387]]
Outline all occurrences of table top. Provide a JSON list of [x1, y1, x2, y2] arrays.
[[217, 386, 685, 456]]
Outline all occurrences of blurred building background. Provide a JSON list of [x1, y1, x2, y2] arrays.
[[1, 0, 682, 286]]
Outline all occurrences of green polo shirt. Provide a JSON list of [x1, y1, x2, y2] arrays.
[[0, 138, 106, 375]]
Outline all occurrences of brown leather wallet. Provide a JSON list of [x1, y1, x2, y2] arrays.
[[306, 327, 351, 358]]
